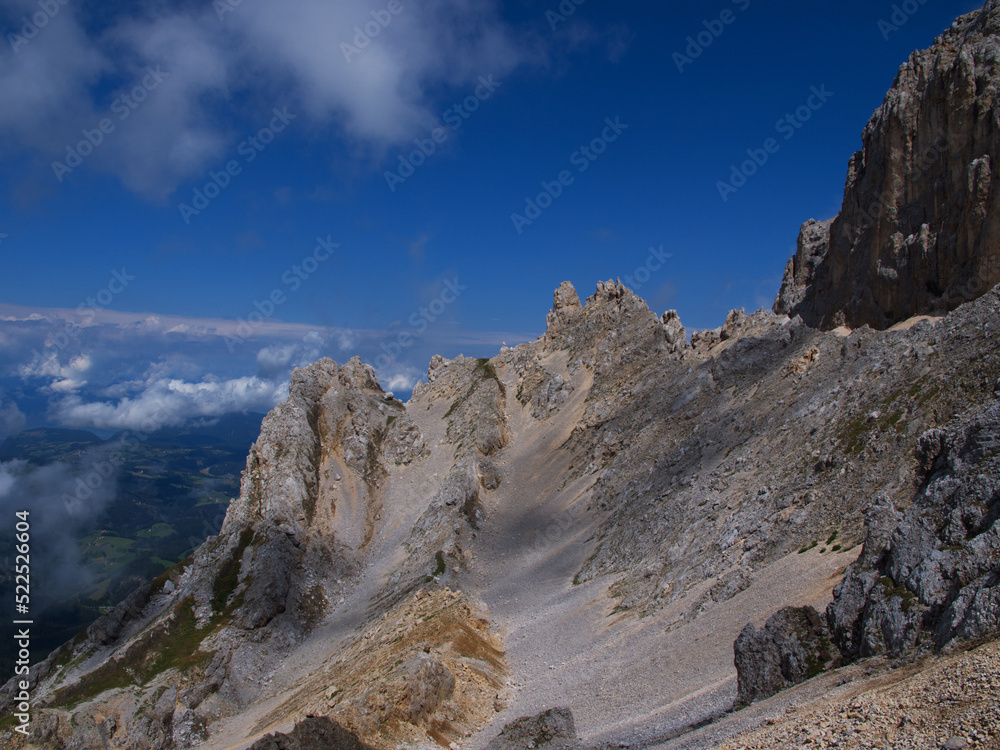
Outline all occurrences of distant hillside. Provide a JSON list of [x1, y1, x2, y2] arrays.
[[0, 413, 264, 684], [0, 428, 102, 462]]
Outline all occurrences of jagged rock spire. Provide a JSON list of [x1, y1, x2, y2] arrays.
[[545, 281, 582, 334]]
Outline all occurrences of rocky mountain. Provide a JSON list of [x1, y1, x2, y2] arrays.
[[4, 4, 1000, 750], [775, 0, 1000, 330]]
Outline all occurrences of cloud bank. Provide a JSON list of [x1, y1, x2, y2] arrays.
[[0, 304, 534, 433]]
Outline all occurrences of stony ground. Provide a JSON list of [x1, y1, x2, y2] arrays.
[[714, 639, 1000, 750]]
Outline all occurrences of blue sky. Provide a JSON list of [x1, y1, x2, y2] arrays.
[[0, 0, 983, 434]]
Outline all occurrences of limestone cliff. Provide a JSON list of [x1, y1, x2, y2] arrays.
[[775, 0, 1000, 329]]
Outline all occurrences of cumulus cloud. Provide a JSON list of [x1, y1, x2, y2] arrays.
[[256, 334, 327, 380], [375, 363, 423, 394], [52, 375, 288, 432], [19, 351, 93, 393], [0, 305, 536, 430], [0, 0, 529, 198], [334, 329, 358, 352]]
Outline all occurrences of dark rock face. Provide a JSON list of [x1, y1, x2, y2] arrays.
[[775, 1, 1000, 329], [735, 400, 1000, 705], [733, 606, 838, 707], [247, 717, 374, 750], [231, 531, 295, 630], [828, 401, 1000, 660], [86, 583, 152, 645], [485, 707, 580, 750]]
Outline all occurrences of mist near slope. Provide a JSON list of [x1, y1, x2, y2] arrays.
[[0, 447, 120, 605]]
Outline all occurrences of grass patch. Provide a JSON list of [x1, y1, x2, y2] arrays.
[[151, 555, 193, 594], [211, 528, 255, 615], [914, 383, 941, 407], [880, 576, 918, 612], [840, 416, 871, 455], [88, 579, 110, 601], [364, 425, 388, 490], [51, 597, 215, 708], [146, 599, 215, 676], [475, 358, 499, 382], [137, 523, 176, 539], [433, 550, 446, 578], [798, 540, 819, 554]]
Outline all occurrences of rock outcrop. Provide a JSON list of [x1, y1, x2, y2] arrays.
[[735, 398, 1000, 705], [733, 606, 838, 707], [485, 707, 580, 750], [828, 400, 1000, 662], [247, 717, 374, 750], [8, 276, 1000, 748], [775, 1, 1000, 329], [85, 583, 153, 646]]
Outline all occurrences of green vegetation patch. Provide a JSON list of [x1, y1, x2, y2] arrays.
[[840, 415, 872, 455], [137, 523, 176, 539], [211, 528, 256, 615], [51, 597, 214, 708], [880, 576, 919, 612]]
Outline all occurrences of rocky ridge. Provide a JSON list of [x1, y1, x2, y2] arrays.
[[6, 272, 998, 749]]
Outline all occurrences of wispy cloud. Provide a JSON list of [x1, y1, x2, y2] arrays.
[[0, 452, 118, 601], [0, 398, 25, 437]]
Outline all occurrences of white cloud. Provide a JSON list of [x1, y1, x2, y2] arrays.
[[19, 350, 92, 393], [0, 0, 529, 197], [0, 5, 108, 154], [335, 329, 358, 352], [52, 375, 288, 431], [0, 303, 538, 427], [375, 363, 422, 394], [256, 343, 297, 379], [0, 452, 120, 600]]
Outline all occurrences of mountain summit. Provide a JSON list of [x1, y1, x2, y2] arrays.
[[4, 4, 1000, 750]]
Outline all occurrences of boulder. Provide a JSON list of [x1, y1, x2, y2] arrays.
[[485, 707, 580, 750], [247, 717, 374, 750], [733, 606, 838, 707]]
